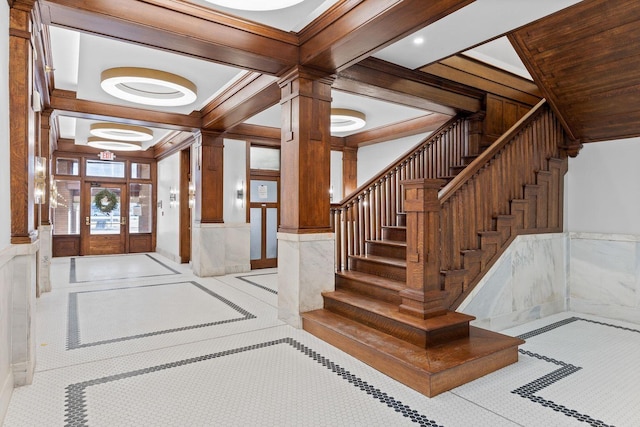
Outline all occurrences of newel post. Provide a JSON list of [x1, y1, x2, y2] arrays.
[[399, 179, 449, 319]]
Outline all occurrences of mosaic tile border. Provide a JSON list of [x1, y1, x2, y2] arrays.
[[64, 337, 442, 427], [511, 317, 633, 427], [236, 273, 278, 295], [66, 281, 256, 350], [69, 254, 180, 284]]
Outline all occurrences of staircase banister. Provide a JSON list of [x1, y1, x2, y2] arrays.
[[439, 99, 548, 204], [335, 115, 464, 207]]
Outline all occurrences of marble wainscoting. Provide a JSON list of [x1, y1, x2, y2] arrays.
[[0, 245, 15, 423], [277, 232, 335, 328], [459, 233, 568, 331], [191, 222, 250, 277], [569, 233, 640, 324], [37, 225, 52, 294]]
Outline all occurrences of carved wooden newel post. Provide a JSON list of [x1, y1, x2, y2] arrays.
[[399, 179, 449, 319]]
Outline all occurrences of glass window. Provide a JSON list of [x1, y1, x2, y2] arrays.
[[90, 187, 122, 235], [52, 180, 81, 235], [86, 159, 125, 178], [55, 158, 79, 176], [250, 146, 280, 170], [250, 180, 278, 203], [129, 183, 153, 233], [131, 163, 151, 180]]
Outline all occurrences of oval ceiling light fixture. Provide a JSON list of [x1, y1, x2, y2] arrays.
[[203, 0, 304, 11], [100, 67, 197, 107], [90, 123, 154, 142], [87, 137, 143, 152], [330, 108, 366, 133]]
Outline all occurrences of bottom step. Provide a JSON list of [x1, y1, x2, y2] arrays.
[[302, 309, 524, 397]]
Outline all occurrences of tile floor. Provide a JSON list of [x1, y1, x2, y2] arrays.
[[3, 253, 640, 426]]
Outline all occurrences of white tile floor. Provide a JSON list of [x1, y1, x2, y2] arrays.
[[3, 253, 640, 426]]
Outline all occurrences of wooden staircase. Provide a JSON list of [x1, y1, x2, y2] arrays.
[[304, 101, 567, 397]]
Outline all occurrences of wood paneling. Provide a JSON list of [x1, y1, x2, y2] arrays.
[[197, 132, 224, 224], [342, 147, 357, 198], [510, 0, 640, 142], [52, 235, 80, 257], [129, 234, 152, 253], [179, 148, 191, 263], [484, 94, 530, 143]]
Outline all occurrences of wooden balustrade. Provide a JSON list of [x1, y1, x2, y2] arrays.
[[331, 116, 470, 271]]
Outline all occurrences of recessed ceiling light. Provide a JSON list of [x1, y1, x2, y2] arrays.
[[87, 137, 143, 152], [203, 0, 304, 11], [90, 123, 154, 142], [413, 36, 425, 46], [330, 108, 366, 133], [101, 67, 197, 107]]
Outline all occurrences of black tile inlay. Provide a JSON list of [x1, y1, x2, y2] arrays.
[[66, 281, 256, 350], [236, 273, 278, 295], [68, 254, 179, 284], [511, 317, 636, 427], [64, 338, 442, 427]]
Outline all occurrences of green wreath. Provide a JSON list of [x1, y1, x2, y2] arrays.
[[93, 189, 119, 214]]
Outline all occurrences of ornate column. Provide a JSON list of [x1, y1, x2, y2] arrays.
[[277, 66, 335, 327]]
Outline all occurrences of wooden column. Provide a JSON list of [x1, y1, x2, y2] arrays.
[[196, 131, 224, 224], [278, 66, 333, 233], [467, 111, 485, 156], [9, 1, 37, 244], [399, 179, 448, 319], [342, 146, 358, 197]]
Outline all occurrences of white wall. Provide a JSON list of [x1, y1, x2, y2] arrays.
[[223, 138, 246, 223], [330, 150, 343, 202], [567, 137, 640, 235], [155, 153, 181, 262], [357, 134, 426, 186]]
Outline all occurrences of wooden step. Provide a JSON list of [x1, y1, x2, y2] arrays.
[[382, 226, 406, 242], [461, 155, 478, 165], [335, 270, 404, 304], [322, 290, 472, 347], [365, 239, 406, 259], [349, 254, 406, 281], [449, 164, 467, 174], [302, 309, 524, 397], [396, 212, 406, 227]]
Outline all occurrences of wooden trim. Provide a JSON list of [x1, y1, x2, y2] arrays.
[[154, 131, 196, 161], [179, 148, 191, 263]]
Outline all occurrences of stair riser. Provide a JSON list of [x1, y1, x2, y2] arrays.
[[350, 258, 406, 282], [365, 241, 406, 259], [382, 227, 406, 242], [397, 214, 406, 227], [323, 297, 469, 347], [335, 276, 402, 305]]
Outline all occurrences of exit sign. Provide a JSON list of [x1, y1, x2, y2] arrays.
[[98, 151, 116, 161]]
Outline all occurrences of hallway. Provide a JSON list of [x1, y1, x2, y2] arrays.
[[3, 254, 639, 426]]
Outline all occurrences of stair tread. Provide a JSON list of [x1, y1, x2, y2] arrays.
[[324, 289, 473, 331], [364, 239, 407, 248], [382, 225, 407, 230], [349, 254, 407, 267], [336, 270, 405, 291], [302, 309, 524, 374]]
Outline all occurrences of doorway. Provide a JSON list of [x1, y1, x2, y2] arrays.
[[249, 174, 279, 269], [82, 182, 127, 255]]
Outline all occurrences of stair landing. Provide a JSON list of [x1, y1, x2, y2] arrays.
[[302, 309, 524, 397]]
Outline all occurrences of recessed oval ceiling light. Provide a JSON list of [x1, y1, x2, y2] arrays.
[[87, 137, 143, 152], [100, 67, 197, 107], [90, 123, 154, 142], [413, 36, 425, 46], [203, 0, 304, 11], [330, 108, 366, 133]]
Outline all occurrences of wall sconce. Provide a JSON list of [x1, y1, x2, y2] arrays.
[[49, 177, 58, 208], [169, 187, 178, 208], [236, 180, 245, 208], [188, 182, 195, 209], [34, 156, 46, 204]]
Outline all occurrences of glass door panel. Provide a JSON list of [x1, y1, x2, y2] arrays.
[[249, 176, 279, 269], [83, 183, 126, 255], [90, 187, 122, 235]]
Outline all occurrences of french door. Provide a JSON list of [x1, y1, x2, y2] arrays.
[[81, 182, 127, 255], [249, 176, 279, 269]]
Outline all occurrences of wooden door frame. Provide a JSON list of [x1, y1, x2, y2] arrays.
[[179, 148, 191, 263], [81, 181, 128, 256], [249, 171, 280, 269]]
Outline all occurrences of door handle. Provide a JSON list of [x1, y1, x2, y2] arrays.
[[121, 216, 127, 225], [85, 216, 90, 226]]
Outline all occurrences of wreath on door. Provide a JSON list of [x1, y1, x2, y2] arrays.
[[93, 189, 119, 214]]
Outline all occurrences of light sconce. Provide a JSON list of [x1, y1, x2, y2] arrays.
[[330, 108, 366, 133], [169, 187, 178, 208], [34, 156, 47, 204], [236, 181, 245, 208], [49, 177, 58, 209], [188, 182, 195, 209]]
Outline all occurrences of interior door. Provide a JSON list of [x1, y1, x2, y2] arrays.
[[82, 183, 127, 255], [249, 177, 279, 269]]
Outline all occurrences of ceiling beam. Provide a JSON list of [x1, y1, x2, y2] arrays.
[[345, 113, 451, 147], [49, 90, 201, 131], [39, 0, 299, 75], [299, 0, 475, 73]]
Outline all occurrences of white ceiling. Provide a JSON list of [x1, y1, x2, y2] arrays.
[[48, 0, 583, 149]]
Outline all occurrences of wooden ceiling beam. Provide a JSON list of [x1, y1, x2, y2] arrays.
[[39, 0, 298, 75], [345, 113, 451, 147], [49, 90, 201, 131], [299, 0, 475, 73]]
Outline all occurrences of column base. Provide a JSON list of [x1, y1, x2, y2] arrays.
[[191, 223, 250, 277]]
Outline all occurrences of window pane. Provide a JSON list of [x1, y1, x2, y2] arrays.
[[56, 158, 79, 176], [250, 146, 280, 170], [266, 208, 278, 259], [130, 183, 153, 234], [86, 160, 125, 178], [250, 180, 278, 203], [131, 163, 151, 180], [250, 208, 262, 260], [52, 180, 81, 235], [90, 187, 121, 235]]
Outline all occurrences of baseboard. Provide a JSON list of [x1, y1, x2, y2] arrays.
[[0, 371, 14, 425]]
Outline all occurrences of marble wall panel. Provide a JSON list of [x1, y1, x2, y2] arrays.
[[224, 223, 250, 274], [0, 247, 14, 423]]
